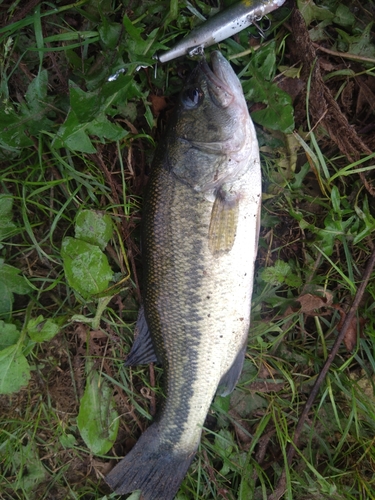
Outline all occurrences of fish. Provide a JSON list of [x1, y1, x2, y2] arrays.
[[156, 0, 286, 63], [106, 50, 261, 500]]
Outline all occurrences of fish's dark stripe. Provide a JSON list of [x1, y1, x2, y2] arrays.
[[142, 162, 209, 447]]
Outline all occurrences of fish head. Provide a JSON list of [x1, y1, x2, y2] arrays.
[[176, 51, 248, 148], [169, 51, 256, 192]]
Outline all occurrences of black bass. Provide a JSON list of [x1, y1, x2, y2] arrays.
[[156, 0, 286, 63], [106, 51, 261, 499]]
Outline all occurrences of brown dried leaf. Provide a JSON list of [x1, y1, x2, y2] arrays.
[[75, 323, 89, 343], [332, 304, 363, 352], [296, 292, 333, 314], [276, 76, 305, 103], [90, 329, 107, 340], [149, 94, 168, 116], [343, 321, 357, 352]]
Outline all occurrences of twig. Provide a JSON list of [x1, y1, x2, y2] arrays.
[[312, 42, 375, 64], [270, 245, 375, 499]]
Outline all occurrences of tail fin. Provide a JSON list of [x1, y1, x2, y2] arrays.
[[106, 422, 196, 500]]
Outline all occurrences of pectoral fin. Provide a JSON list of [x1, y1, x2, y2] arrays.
[[208, 188, 239, 256], [125, 306, 159, 366]]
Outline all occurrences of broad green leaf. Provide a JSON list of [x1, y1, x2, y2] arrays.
[[70, 76, 143, 123], [27, 315, 60, 342], [238, 478, 253, 499], [346, 23, 375, 60], [230, 387, 267, 419], [53, 75, 143, 152], [122, 14, 145, 42], [0, 321, 21, 350], [260, 260, 302, 287], [59, 433, 77, 448], [11, 443, 48, 492], [18, 70, 54, 136], [52, 111, 96, 153], [77, 366, 119, 454], [25, 70, 48, 111], [297, 0, 334, 26], [0, 109, 34, 151], [333, 4, 355, 27], [86, 114, 128, 142], [214, 429, 237, 475], [0, 344, 31, 394], [242, 43, 294, 133], [0, 195, 17, 240], [122, 21, 164, 61], [250, 86, 294, 133], [0, 260, 31, 316], [0, 217, 17, 240], [69, 83, 103, 122], [249, 42, 277, 81], [0, 261, 30, 294], [261, 260, 289, 285], [98, 19, 122, 49], [0, 195, 13, 218], [61, 237, 113, 298], [75, 210, 113, 250]]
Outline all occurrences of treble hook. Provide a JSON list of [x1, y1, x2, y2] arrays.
[[251, 15, 272, 39]]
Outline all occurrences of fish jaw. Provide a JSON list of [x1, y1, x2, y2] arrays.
[[202, 51, 244, 109]]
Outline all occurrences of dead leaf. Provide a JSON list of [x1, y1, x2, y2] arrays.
[[75, 322, 89, 343], [332, 304, 365, 352], [149, 94, 168, 116], [276, 76, 305, 102], [296, 292, 333, 314], [90, 329, 107, 340]]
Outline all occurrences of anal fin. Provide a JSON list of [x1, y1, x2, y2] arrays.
[[125, 306, 159, 366], [208, 187, 239, 256], [217, 343, 246, 397]]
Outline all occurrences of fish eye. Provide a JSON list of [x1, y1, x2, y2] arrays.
[[182, 87, 203, 108]]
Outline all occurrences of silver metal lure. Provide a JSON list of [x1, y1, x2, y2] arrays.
[[156, 0, 286, 63]]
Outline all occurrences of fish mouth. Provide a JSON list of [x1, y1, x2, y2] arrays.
[[199, 51, 241, 107]]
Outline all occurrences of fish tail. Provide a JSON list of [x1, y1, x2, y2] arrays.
[[106, 422, 196, 500]]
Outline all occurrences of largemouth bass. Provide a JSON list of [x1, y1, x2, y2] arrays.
[[106, 51, 261, 499]]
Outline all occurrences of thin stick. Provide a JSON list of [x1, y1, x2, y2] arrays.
[[312, 42, 375, 64]]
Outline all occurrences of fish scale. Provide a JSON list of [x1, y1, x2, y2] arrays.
[[106, 51, 261, 499]]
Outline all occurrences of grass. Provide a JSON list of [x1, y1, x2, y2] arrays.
[[1, 0, 375, 498]]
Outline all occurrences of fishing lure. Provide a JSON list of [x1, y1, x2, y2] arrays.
[[155, 0, 286, 63]]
